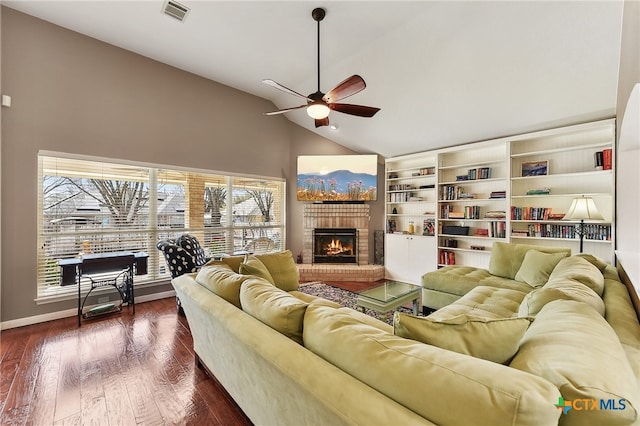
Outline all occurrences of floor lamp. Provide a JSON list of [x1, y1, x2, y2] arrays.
[[563, 195, 604, 253]]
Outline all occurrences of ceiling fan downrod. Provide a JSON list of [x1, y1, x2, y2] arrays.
[[312, 8, 325, 93]]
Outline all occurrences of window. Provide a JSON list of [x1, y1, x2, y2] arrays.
[[37, 153, 286, 299]]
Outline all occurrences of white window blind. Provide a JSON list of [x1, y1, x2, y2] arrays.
[[37, 153, 286, 299]]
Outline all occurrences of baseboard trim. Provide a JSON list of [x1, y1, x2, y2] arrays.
[[1, 290, 176, 330]]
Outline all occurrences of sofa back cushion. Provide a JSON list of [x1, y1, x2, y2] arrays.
[[394, 313, 531, 364], [489, 242, 571, 280], [518, 278, 605, 317], [195, 265, 249, 308], [548, 255, 605, 296], [239, 254, 276, 283], [239, 278, 308, 344], [304, 304, 561, 426], [510, 300, 639, 426], [256, 250, 299, 291]]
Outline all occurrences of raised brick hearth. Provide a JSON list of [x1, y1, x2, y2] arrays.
[[297, 264, 385, 283]]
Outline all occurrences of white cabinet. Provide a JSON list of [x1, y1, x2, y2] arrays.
[[385, 233, 436, 284]]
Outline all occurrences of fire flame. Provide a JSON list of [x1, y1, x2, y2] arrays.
[[325, 238, 352, 256]]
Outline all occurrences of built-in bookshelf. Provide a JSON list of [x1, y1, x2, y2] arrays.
[[509, 119, 615, 261], [385, 153, 438, 284], [436, 141, 508, 269], [384, 119, 616, 279]]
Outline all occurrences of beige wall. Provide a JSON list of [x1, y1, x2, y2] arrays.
[[616, 0, 640, 254], [0, 8, 356, 324]]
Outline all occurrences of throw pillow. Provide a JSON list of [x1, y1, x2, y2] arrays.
[[514, 250, 568, 287], [240, 278, 308, 344], [239, 254, 275, 285], [256, 250, 299, 291], [393, 313, 532, 364], [488, 242, 571, 280], [195, 265, 248, 309]]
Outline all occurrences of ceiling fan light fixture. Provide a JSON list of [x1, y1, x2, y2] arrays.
[[307, 102, 330, 119]]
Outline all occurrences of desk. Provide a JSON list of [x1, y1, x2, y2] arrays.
[[58, 251, 148, 326], [59, 252, 148, 286]]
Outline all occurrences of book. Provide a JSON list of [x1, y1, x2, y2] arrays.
[[594, 151, 604, 170], [602, 148, 612, 170]]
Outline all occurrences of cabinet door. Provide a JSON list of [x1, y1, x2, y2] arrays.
[[407, 236, 437, 283], [385, 233, 409, 281], [385, 234, 436, 284]]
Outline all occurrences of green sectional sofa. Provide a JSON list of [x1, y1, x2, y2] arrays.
[[172, 248, 640, 425]]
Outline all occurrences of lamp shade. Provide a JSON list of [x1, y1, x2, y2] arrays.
[[563, 196, 604, 220]]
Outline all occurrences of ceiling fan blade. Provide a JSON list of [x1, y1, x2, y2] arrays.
[[323, 75, 366, 103], [315, 117, 329, 128], [262, 79, 311, 101], [329, 103, 381, 118], [263, 105, 307, 116]]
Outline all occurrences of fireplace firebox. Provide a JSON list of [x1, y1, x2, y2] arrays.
[[313, 228, 358, 264]]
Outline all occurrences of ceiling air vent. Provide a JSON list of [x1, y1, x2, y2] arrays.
[[162, 0, 190, 22]]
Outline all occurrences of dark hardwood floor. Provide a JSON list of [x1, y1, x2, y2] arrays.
[[0, 297, 252, 426]]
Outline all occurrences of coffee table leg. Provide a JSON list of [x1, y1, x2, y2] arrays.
[[412, 298, 419, 316]]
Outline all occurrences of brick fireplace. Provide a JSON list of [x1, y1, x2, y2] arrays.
[[302, 204, 370, 266], [299, 204, 384, 282]]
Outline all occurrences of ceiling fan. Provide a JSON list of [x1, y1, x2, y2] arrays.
[[263, 7, 380, 128]]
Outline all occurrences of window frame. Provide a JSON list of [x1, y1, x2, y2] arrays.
[[36, 151, 286, 302]]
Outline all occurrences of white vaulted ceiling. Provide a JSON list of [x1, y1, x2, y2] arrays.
[[3, 1, 624, 157]]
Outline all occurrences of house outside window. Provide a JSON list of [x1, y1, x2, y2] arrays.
[[37, 153, 285, 299]]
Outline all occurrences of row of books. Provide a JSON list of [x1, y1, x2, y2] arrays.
[[388, 184, 413, 191], [594, 149, 613, 170], [440, 185, 471, 200], [511, 206, 554, 221], [456, 167, 492, 181], [488, 221, 506, 238], [490, 191, 506, 198], [513, 223, 611, 240], [388, 192, 417, 202], [439, 250, 456, 265]]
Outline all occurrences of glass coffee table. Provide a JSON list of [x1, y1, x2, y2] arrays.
[[357, 281, 421, 316]]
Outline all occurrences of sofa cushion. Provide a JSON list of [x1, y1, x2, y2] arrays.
[[422, 266, 493, 296], [518, 278, 605, 317], [576, 253, 609, 271], [489, 242, 571, 280], [239, 278, 308, 344], [195, 265, 249, 308], [514, 250, 568, 287], [394, 313, 531, 364], [256, 250, 299, 291], [239, 254, 276, 284], [548, 256, 605, 296], [304, 304, 561, 426], [510, 300, 639, 426], [428, 286, 528, 320], [288, 290, 341, 308], [603, 279, 640, 380]]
